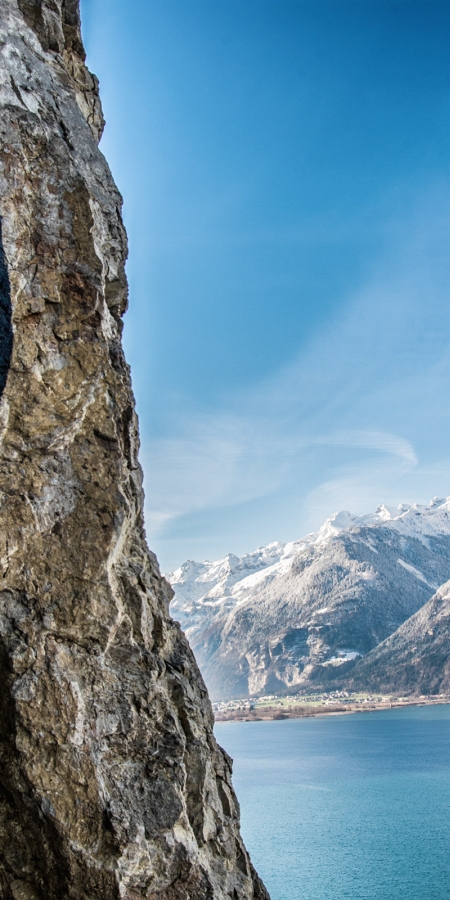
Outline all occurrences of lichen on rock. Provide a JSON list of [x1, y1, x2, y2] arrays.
[[0, 3, 270, 898]]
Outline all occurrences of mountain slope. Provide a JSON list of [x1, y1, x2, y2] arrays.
[[344, 580, 450, 695], [168, 499, 450, 699]]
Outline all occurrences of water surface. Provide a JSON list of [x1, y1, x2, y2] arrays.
[[215, 706, 450, 900]]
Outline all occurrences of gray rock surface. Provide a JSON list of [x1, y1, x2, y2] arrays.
[[0, 3, 270, 898], [169, 502, 450, 699]]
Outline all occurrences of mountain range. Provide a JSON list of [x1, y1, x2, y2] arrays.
[[167, 499, 450, 700]]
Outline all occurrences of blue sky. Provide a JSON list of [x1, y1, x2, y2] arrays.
[[80, 0, 450, 571]]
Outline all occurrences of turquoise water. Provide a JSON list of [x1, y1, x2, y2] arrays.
[[215, 706, 450, 900]]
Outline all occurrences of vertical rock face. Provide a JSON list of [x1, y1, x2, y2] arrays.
[[0, 4, 270, 898]]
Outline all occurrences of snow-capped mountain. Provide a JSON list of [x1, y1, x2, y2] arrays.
[[167, 498, 450, 700]]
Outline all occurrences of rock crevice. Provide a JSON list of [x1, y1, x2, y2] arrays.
[[0, 3, 270, 898], [0, 219, 13, 399]]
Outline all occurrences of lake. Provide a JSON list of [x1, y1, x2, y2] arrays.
[[215, 705, 450, 900]]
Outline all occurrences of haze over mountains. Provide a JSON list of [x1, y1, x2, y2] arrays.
[[167, 499, 450, 700]]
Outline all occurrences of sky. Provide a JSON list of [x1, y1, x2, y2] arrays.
[[80, 0, 450, 571]]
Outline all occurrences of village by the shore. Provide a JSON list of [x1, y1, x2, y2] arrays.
[[213, 690, 450, 722]]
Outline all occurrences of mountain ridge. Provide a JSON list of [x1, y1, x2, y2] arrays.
[[344, 578, 450, 695], [168, 498, 450, 700]]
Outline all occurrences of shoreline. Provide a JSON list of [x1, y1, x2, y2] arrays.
[[214, 695, 450, 723]]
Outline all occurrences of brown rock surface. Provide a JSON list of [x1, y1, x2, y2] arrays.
[[0, 3, 270, 898]]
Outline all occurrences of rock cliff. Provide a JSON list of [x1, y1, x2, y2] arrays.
[[0, 3, 270, 898]]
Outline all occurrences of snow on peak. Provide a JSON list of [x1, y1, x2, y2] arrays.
[[315, 497, 450, 543], [166, 497, 450, 616], [369, 498, 450, 539], [317, 510, 359, 540]]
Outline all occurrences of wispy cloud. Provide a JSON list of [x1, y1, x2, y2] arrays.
[[143, 420, 419, 535], [141, 180, 450, 563]]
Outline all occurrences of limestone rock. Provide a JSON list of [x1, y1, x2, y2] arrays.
[[0, 3, 270, 898]]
